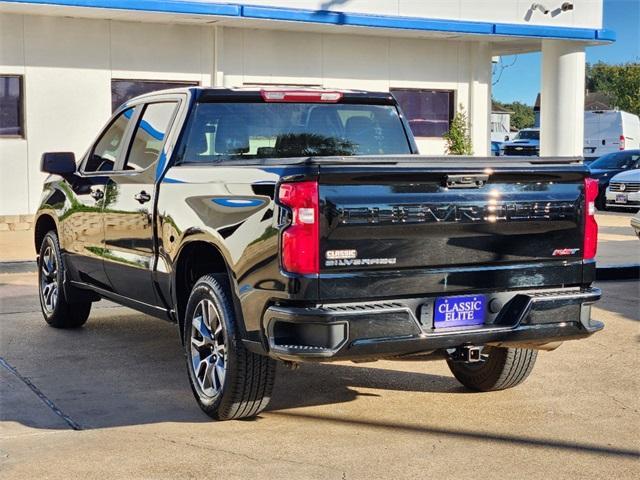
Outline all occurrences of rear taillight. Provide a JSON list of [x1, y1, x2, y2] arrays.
[[619, 135, 626, 150], [278, 181, 319, 275], [583, 177, 599, 260]]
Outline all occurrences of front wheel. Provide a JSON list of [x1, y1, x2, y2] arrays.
[[447, 346, 537, 391], [38, 231, 91, 328], [184, 274, 277, 420]]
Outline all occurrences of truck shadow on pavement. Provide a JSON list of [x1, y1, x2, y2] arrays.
[[1, 305, 461, 431]]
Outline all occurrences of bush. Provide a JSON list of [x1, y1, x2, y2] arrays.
[[444, 104, 473, 155]]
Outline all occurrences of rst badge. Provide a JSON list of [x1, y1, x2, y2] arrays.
[[552, 248, 580, 256]]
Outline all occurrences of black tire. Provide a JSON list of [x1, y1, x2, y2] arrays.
[[183, 274, 276, 420], [38, 231, 91, 328], [447, 346, 537, 391]]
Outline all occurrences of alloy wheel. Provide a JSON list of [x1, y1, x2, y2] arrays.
[[40, 240, 59, 314], [190, 298, 227, 398]]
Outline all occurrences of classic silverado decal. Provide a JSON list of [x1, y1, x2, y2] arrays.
[[326, 249, 358, 260], [325, 257, 397, 267], [334, 201, 577, 225]]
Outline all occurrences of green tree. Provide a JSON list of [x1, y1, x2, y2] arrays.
[[493, 99, 535, 130], [444, 104, 473, 155], [507, 101, 535, 130], [586, 62, 640, 115]]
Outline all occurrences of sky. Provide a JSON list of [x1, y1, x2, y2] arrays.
[[492, 0, 640, 105]]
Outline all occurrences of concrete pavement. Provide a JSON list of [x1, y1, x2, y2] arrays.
[[0, 272, 638, 479], [595, 211, 640, 265]]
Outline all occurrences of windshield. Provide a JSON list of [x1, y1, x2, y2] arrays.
[[590, 151, 640, 169], [515, 130, 539, 140], [178, 102, 412, 163]]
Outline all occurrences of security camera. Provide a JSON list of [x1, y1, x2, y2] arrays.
[[531, 3, 550, 14], [561, 2, 574, 11]]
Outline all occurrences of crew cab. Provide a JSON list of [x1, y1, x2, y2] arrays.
[[34, 87, 602, 420]]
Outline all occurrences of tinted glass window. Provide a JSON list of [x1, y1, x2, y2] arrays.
[[84, 108, 134, 173], [591, 151, 640, 169], [391, 89, 454, 137], [125, 102, 177, 171], [111, 79, 197, 112], [180, 102, 411, 163], [0, 76, 23, 137]]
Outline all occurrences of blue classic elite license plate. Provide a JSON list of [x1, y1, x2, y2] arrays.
[[434, 295, 486, 328]]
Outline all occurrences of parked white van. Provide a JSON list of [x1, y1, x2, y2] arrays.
[[584, 110, 640, 161]]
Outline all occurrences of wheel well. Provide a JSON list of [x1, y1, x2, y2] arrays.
[[34, 215, 57, 254], [175, 241, 228, 334]]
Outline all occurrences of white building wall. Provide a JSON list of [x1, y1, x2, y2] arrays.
[[1, 12, 494, 215], [0, 13, 213, 215], [0, 14, 28, 216]]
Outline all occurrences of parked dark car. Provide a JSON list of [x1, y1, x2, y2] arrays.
[[588, 150, 640, 209], [34, 87, 602, 421]]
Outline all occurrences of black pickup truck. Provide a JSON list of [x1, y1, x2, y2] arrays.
[[35, 87, 602, 420]]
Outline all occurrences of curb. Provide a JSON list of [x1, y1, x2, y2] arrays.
[[595, 264, 640, 281], [0, 261, 37, 274]]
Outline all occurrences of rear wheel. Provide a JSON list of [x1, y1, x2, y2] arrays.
[[447, 346, 537, 391], [38, 231, 91, 328], [184, 274, 276, 420]]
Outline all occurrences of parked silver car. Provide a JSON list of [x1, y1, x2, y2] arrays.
[[605, 169, 640, 210]]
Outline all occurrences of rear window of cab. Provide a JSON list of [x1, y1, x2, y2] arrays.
[[177, 102, 412, 163]]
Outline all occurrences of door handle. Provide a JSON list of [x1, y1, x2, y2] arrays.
[[90, 189, 104, 200], [134, 191, 151, 204]]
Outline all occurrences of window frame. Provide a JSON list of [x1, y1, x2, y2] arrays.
[[0, 74, 25, 139], [120, 100, 181, 173], [80, 93, 186, 178], [111, 79, 198, 113], [390, 87, 455, 139], [79, 106, 139, 175]]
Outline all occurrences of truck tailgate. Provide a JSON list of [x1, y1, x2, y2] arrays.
[[318, 160, 589, 300]]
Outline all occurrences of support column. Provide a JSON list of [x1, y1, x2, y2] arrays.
[[540, 40, 585, 157], [468, 41, 492, 156]]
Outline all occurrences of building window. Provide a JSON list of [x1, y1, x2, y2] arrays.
[[391, 88, 454, 138], [0, 75, 24, 137], [111, 79, 198, 112]]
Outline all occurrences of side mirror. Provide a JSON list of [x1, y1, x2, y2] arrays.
[[41, 152, 76, 175]]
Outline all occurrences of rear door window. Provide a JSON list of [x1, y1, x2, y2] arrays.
[[124, 102, 178, 172]]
